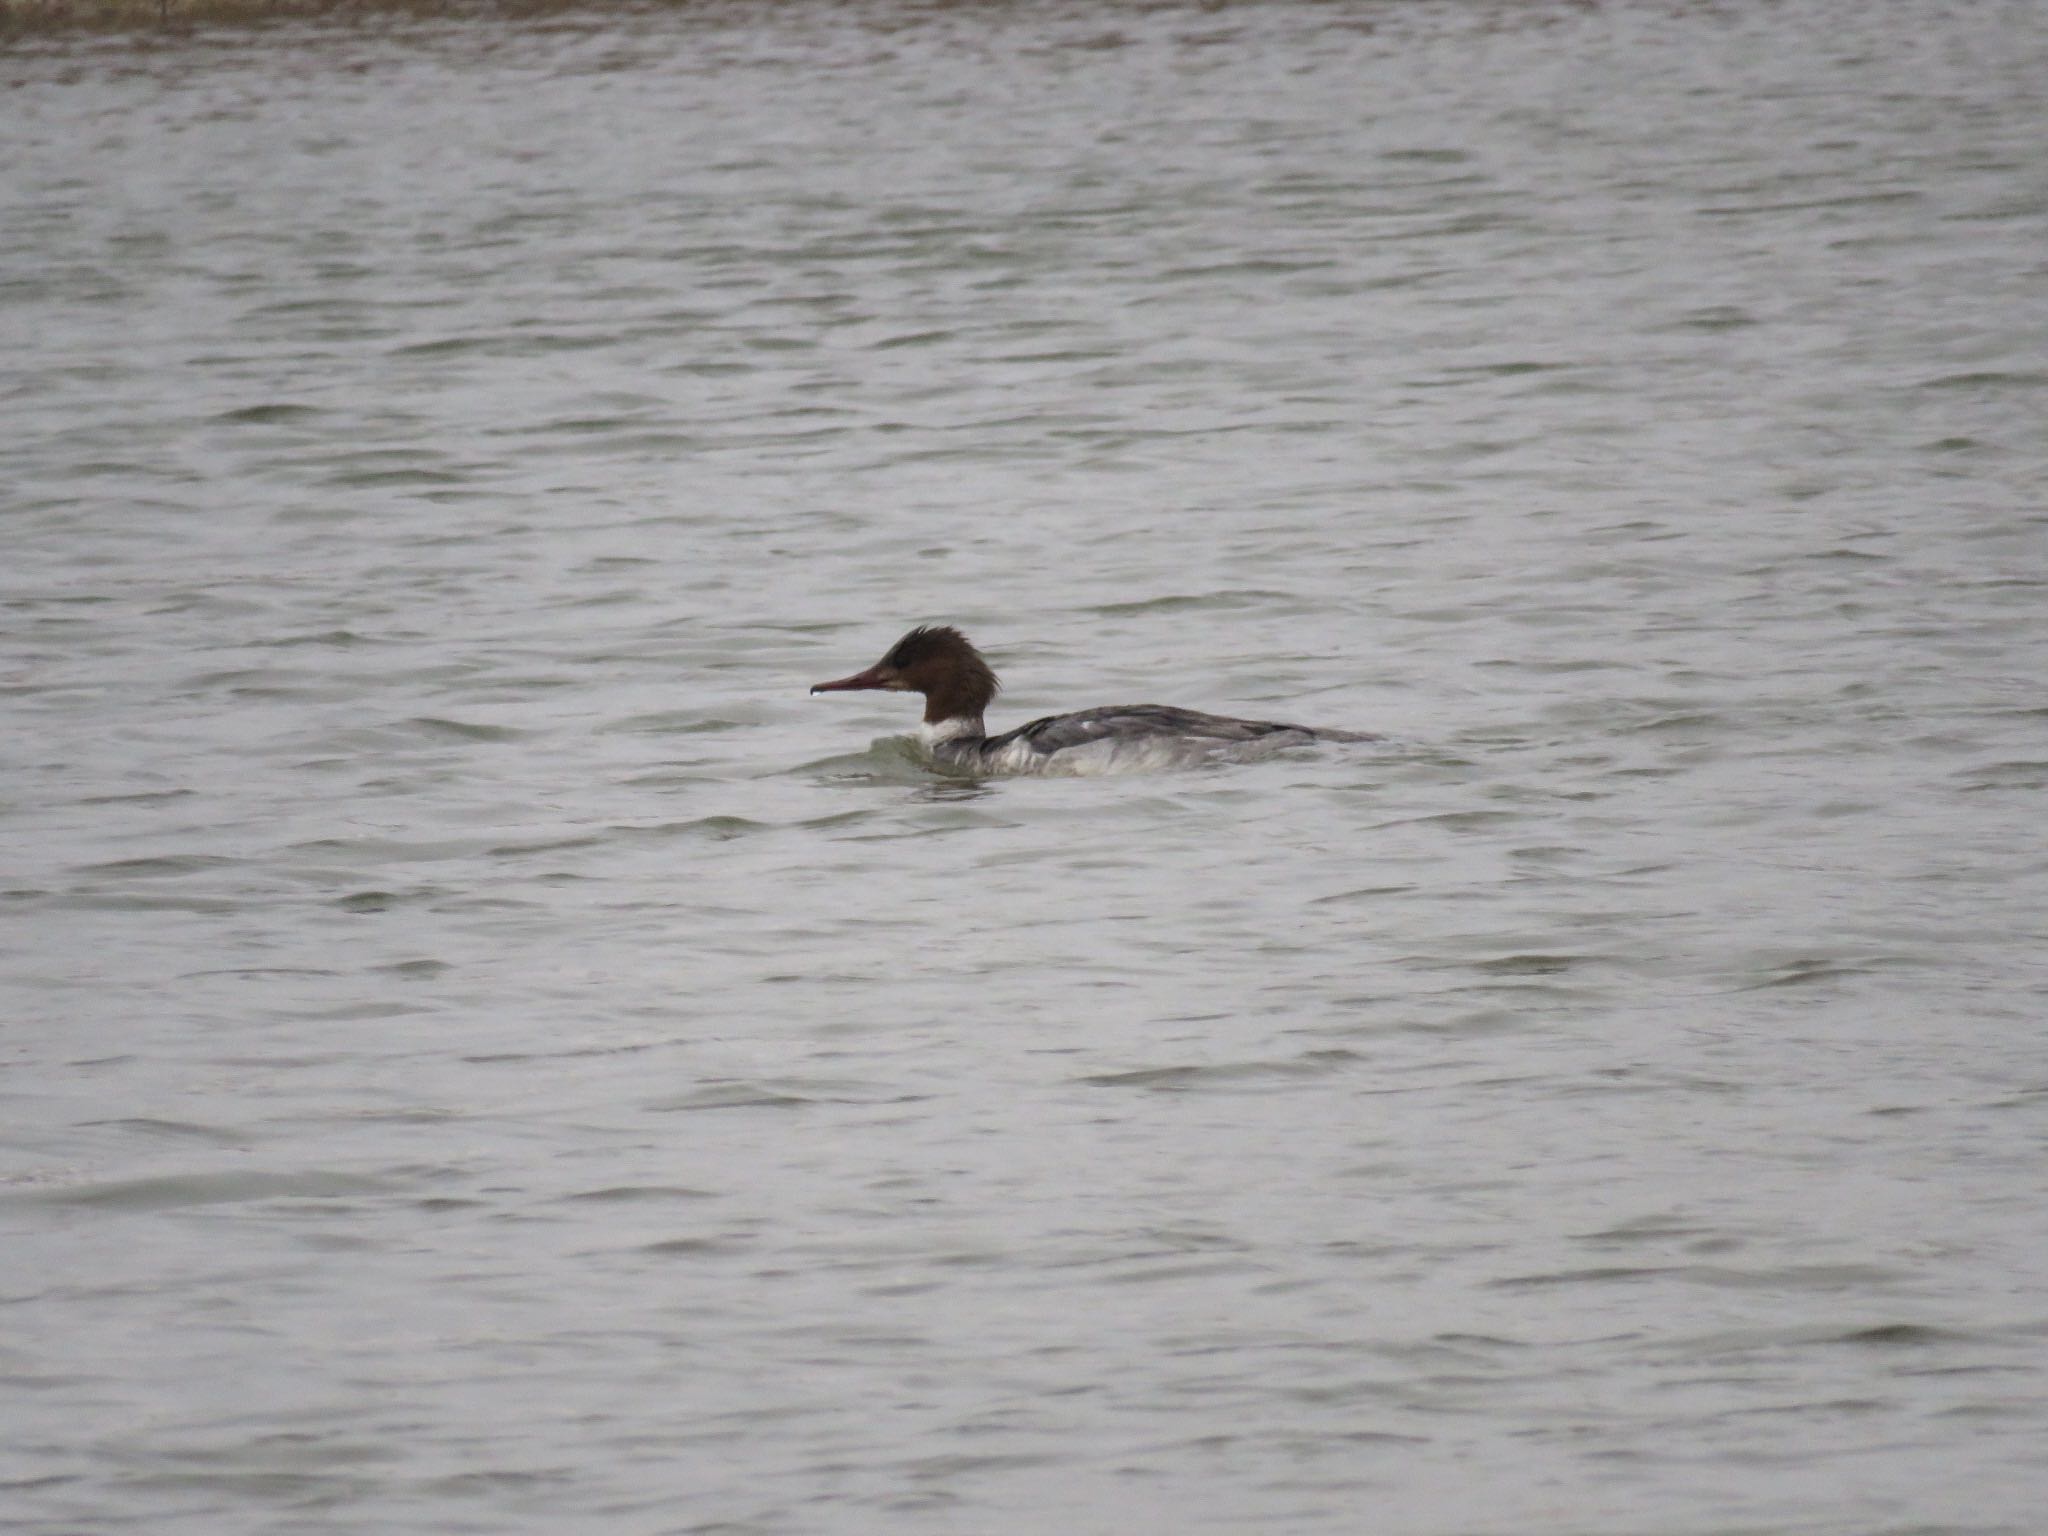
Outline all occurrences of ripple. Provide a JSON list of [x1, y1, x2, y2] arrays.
[[559, 1185, 718, 1204], [1079, 1050, 1362, 1092], [399, 716, 526, 743], [1088, 590, 1293, 616], [74, 853, 240, 879], [615, 815, 770, 842], [1915, 370, 2048, 392], [649, 1084, 816, 1112], [11, 1170, 390, 1213], [75, 1118, 253, 1148], [213, 403, 321, 424]]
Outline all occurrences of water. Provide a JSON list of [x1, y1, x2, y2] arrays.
[[4, 1, 2046, 1531]]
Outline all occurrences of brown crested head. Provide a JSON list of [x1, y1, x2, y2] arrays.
[[810, 625, 1000, 725], [886, 626, 1000, 724]]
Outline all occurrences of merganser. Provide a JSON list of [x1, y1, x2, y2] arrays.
[[810, 626, 1371, 775]]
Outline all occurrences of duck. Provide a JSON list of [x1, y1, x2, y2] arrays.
[[810, 625, 1370, 775]]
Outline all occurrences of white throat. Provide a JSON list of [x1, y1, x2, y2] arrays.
[[918, 715, 985, 745]]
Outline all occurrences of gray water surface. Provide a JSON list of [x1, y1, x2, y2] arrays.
[[4, 2, 2047, 1532]]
